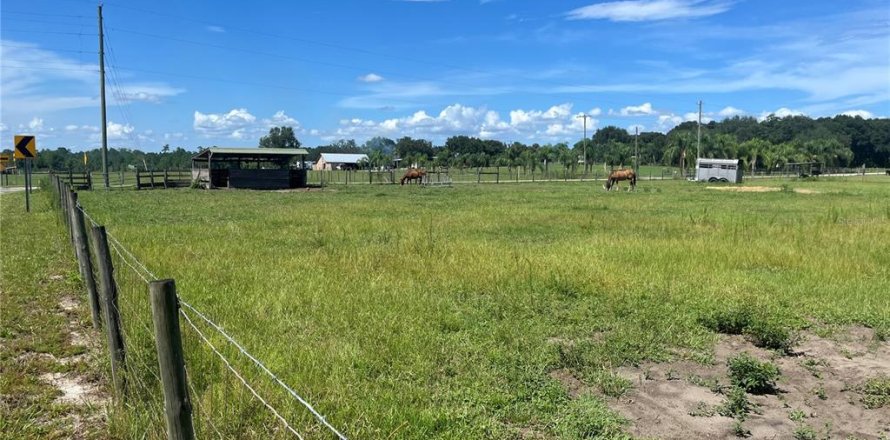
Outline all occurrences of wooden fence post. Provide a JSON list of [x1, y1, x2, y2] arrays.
[[69, 192, 102, 329], [136, 170, 141, 190], [164, 169, 169, 189], [91, 225, 127, 397], [65, 189, 77, 247], [149, 279, 195, 440]]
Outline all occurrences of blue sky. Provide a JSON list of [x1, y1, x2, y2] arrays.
[[2, 0, 888, 151]]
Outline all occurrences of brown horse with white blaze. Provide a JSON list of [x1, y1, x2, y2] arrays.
[[400, 168, 427, 185], [604, 169, 637, 191]]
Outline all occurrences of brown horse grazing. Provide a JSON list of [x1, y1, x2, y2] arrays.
[[400, 168, 427, 185], [604, 169, 637, 191]]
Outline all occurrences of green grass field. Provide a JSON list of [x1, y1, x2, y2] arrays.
[[6, 177, 888, 438]]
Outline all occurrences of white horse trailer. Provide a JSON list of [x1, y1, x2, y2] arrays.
[[696, 158, 743, 183]]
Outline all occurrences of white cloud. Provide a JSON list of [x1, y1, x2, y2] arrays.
[[163, 132, 187, 141], [617, 102, 656, 116], [86, 121, 134, 141], [28, 117, 44, 131], [718, 106, 745, 117], [205, 25, 225, 33], [758, 107, 806, 121], [115, 83, 185, 104], [657, 114, 683, 130], [267, 110, 299, 126], [193, 108, 302, 139], [566, 0, 732, 22], [193, 108, 257, 138], [839, 109, 875, 119], [328, 102, 600, 142], [358, 73, 384, 83], [1, 39, 182, 116], [683, 112, 712, 123]]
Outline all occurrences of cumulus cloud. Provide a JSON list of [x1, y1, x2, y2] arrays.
[[616, 102, 656, 116], [566, 0, 732, 22], [758, 107, 806, 121], [327, 102, 600, 142], [358, 73, 384, 83], [193, 108, 257, 138], [839, 109, 875, 119], [28, 117, 44, 131], [193, 108, 302, 139], [718, 106, 745, 118]]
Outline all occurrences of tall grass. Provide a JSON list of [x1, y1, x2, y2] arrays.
[[78, 178, 890, 439]]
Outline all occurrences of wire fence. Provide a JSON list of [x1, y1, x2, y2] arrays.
[[51, 172, 348, 439]]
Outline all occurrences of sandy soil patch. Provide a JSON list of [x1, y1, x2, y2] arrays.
[[552, 327, 890, 439], [39, 372, 106, 406]]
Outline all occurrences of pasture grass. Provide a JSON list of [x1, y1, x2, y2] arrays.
[[65, 177, 890, 439]]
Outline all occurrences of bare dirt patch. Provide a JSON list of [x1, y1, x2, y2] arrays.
[[551, 327, 890, 439], [39, 372, 106, 406]]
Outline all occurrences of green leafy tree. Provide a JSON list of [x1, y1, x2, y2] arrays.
[[259, 126, 301, 149]]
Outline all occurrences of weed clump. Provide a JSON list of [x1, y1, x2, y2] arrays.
[[700, 307, 798, 353], [860, 375, 890, 409], [727, 352, 780, 394], [744, 319, 798, 353], [700, 306, 753, 335], [718, 386, 755, 419]]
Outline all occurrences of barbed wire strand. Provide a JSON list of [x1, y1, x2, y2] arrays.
[[179, 307, 305, 440], [177, 298, 348, 440]]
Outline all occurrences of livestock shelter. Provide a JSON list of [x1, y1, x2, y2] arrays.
[[313, 153, 368, 170], [191, 147, 309, 189]]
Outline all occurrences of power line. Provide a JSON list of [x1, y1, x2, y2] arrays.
[[0, 29, 91, 36], [106, 27, 489, 92], [0, 43, 95, 54], [0, 10, 89, 18]]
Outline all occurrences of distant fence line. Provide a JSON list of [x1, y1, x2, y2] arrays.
[[49, 172, 348, 439], [5, 165, 886, 190]]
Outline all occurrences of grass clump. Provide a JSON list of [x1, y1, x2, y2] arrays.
[[700, 306, 753, 335], [743, 319, 798, 353], [727, 352, 780, 394], [860, 375, 890, 409], [554, 395, 631, 439]]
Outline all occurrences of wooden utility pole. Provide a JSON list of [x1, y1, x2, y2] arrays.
[[149, 279, 195, 440], [99, 5, 109, 189]]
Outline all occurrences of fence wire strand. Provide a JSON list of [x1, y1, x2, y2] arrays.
[[179, 307, 305, 440], [178, 298, 348, 440]]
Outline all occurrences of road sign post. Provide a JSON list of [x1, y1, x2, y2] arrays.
[[14, 135, 37, 213]]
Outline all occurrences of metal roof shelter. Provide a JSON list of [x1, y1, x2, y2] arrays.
[[191, 147, 310, 189]]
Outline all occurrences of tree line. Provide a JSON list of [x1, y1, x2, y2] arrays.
[[6, 114, 888, 172]]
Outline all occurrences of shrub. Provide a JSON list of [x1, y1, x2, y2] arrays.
[[727, 352, 780, 394]]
